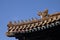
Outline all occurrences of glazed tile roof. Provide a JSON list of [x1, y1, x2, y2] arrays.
[[6, 9, 60, 37]]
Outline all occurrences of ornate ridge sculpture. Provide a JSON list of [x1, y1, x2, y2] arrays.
[[6, 9, 60, 40]]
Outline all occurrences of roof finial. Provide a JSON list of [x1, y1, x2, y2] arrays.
[[37, 9, 49, 18], [7, 21, 13, 27]]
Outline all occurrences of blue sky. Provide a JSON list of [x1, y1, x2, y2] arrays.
[[0, 0, 60, 40]]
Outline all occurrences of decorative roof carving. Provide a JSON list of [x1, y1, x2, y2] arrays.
[[6, 9, 60, 37]]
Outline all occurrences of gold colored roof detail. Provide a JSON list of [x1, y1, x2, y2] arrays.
[[6, 9, 60, 35]]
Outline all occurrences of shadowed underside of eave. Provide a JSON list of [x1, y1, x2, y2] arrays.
[[16, 24, 60, 40]]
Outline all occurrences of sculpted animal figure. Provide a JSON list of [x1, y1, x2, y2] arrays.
[[38, 9, 50, 19]]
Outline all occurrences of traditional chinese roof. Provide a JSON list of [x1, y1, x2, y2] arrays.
[[6, 9, 60, 37]]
